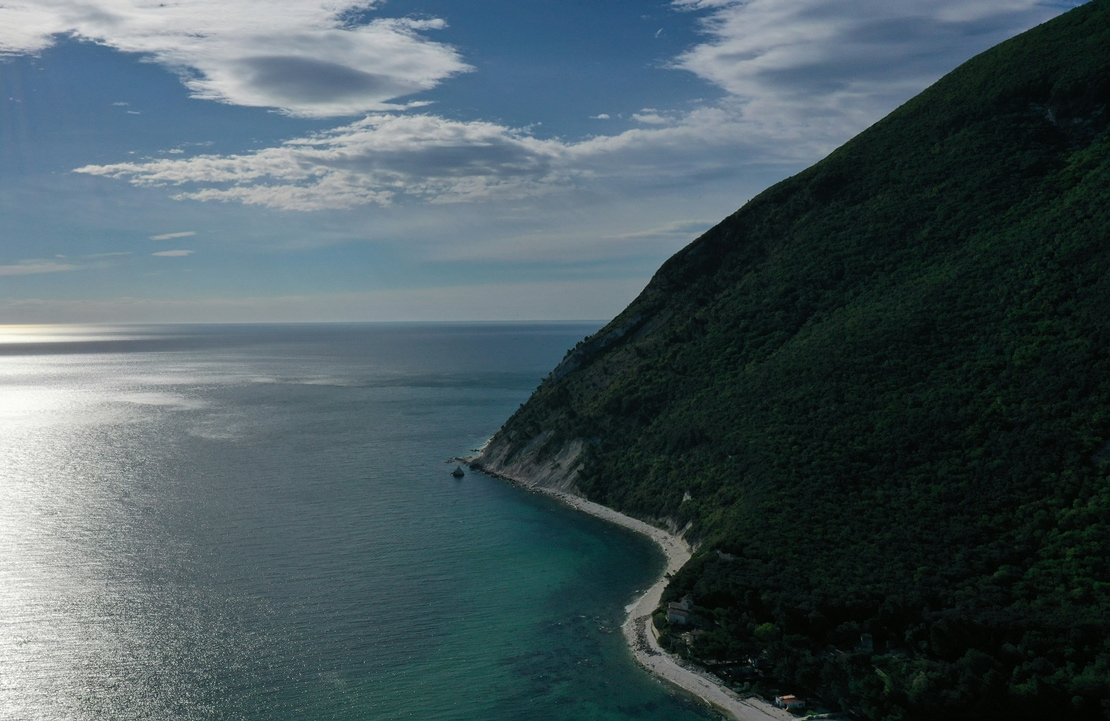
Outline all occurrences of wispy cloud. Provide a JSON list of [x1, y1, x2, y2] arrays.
[[0, 1, 469, 117], [0, 260, 78, 276], [64, 252, 132, 260], [56, 0, 1085, 213], [74, 105, 804, 211], [152, 250, 194, 257], [76, 114, 572, 210], [630, 109, 673, 125], [670, 0, 1074, 142], [611, 219, 715, 240], [149, 231, 196, 240], [0, 252, 132, 277]]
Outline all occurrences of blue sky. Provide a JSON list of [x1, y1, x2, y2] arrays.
[[0, 0, 1083, 322]]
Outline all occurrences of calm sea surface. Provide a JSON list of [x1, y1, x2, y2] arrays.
[[0, 323, 717, 721]]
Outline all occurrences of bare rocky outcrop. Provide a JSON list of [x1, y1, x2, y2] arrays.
[[471, 431, 587, 494]]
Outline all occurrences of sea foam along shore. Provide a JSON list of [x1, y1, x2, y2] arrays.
[[466, 461, 792, 721]]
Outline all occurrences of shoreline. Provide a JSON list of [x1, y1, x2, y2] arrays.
[[466, 462, 793, 721]]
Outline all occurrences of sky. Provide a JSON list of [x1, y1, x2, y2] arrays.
[[0, 0, 1084, 323]]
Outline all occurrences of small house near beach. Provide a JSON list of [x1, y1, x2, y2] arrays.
[[774, 694, 806, 711], [666, 595, 694, 625]]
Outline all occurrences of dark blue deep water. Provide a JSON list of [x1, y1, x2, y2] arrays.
[[0, 323, 718, 721]]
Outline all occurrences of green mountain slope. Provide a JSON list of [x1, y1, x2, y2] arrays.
[[477, 2, 1110, 719]]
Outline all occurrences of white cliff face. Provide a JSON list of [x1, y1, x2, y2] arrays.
[[473, 431, 587, 494]]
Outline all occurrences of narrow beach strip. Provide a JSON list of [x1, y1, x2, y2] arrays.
[[537, 488, 792, 721], [467, 460, 794, 721]]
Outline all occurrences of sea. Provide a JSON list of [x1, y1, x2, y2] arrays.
[[0, 323, 718, 721]]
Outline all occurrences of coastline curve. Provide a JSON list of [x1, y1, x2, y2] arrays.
[[466, 461, 793, 721]]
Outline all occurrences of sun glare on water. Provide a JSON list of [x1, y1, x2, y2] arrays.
[[0, 324, 138, 345]]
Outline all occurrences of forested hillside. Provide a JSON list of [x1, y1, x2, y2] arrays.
[[477, 2, 1110, 719]]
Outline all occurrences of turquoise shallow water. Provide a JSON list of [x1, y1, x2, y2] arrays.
[[0, 323, 718, 721]]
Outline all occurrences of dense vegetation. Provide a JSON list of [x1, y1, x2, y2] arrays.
[[486, 3, 1110, 718]]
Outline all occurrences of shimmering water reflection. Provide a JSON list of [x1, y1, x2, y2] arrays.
[[0, 324, 718, 721]]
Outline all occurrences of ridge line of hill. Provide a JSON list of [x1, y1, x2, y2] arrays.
[[478, 2, 1110, 719]]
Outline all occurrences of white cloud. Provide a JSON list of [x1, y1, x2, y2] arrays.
[[152, 249, 193, 257], [0, 260, 78, 276], [77, 104, 797, 211], [427, 219, 718, 264], [80, 252, 133, 259], [611, 219, 716, 240], [630, 110, 672, 125], [591, 113, 611, 120], [76, 113, 572, 210], [75, 98, 836, 212], [149, 231, 196, 240], [0, 1, 469, 117], [670, 0, 1072, 143], [63, 0, 1083, 213]]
